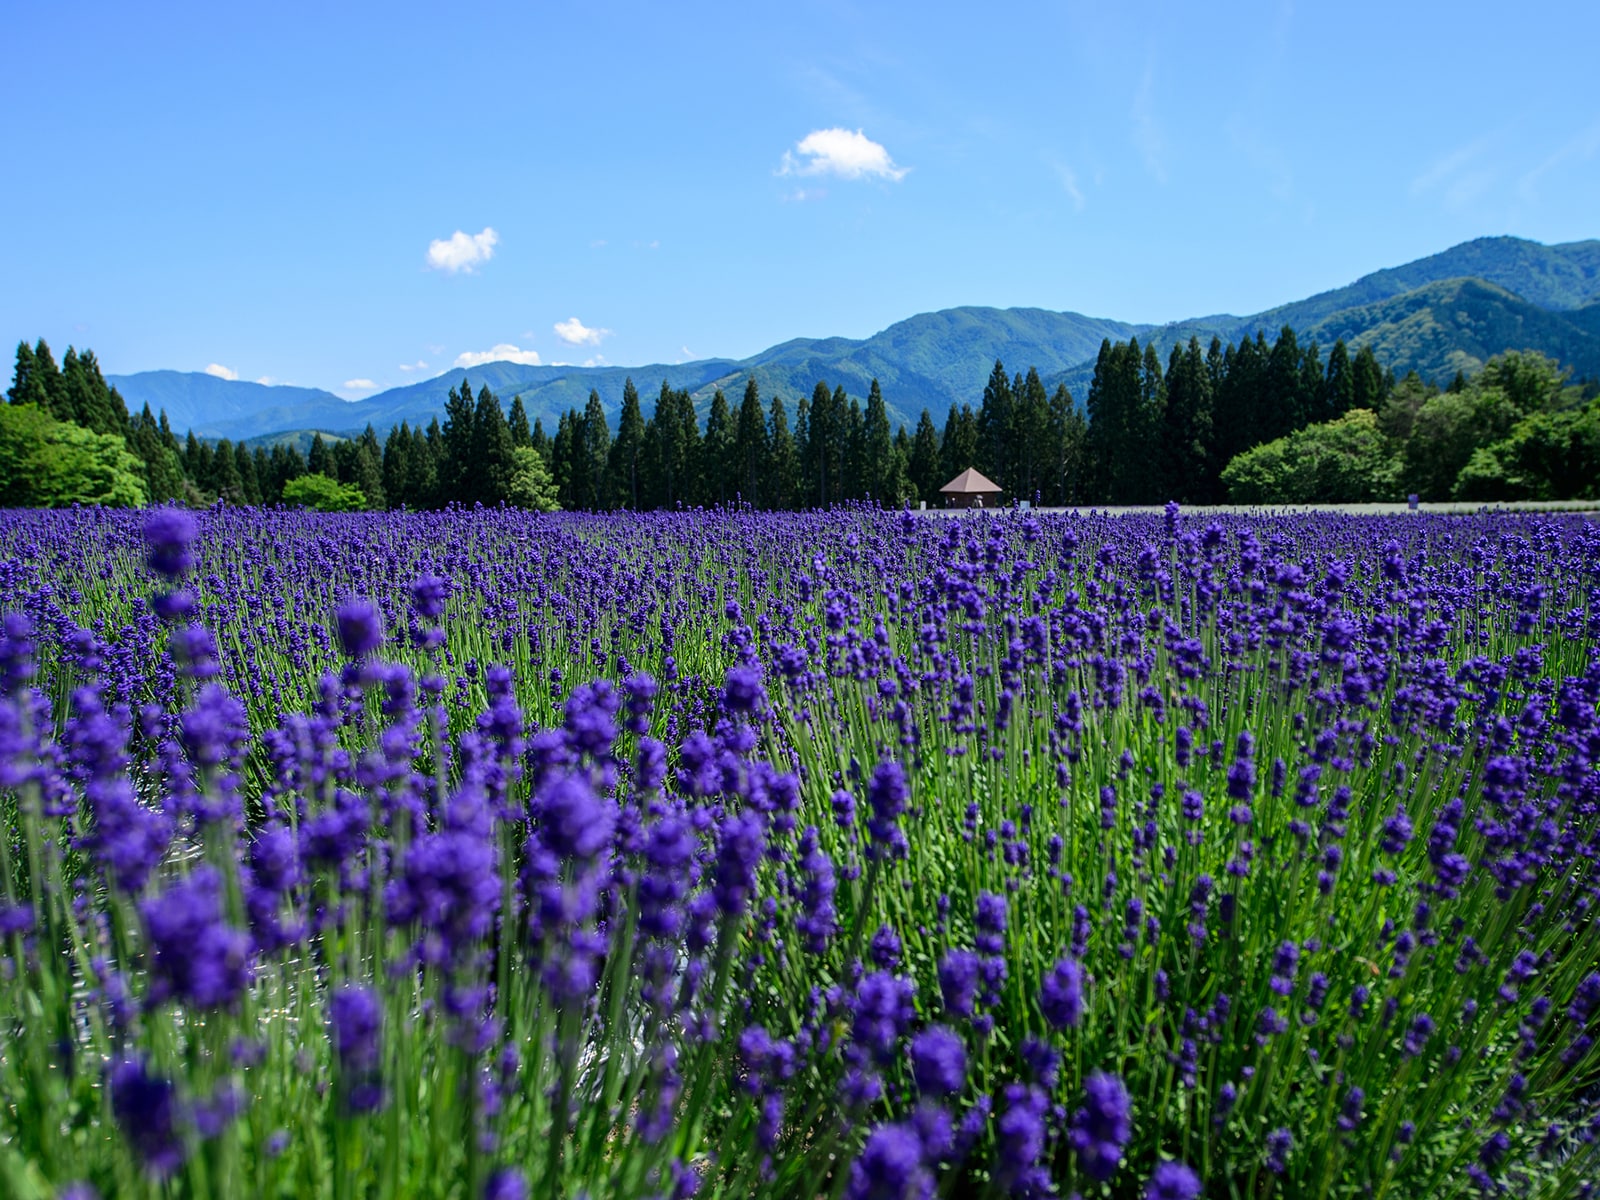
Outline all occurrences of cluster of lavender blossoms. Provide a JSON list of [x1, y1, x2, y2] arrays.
[[0, 500, 1597, 1199]]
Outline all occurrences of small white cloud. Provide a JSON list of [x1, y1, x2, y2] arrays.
[[426, 226, 499, 273], [590, 238, 607, 248], [397, 360, 429, 373], [778, 128, 908, 181], [256, 375, 274, 385], [454, 344, 542, 368], [343, 378, 377, 391], [553, 317, 611, 346], [1132, 64, 1167, 184], [783, 186, 829, 203], [204, 363, 239, 381], [681, 346, 695, 360], [582, 355, 608, 368], [1048, 159, 1085, 210]]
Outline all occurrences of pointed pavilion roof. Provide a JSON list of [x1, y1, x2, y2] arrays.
[[938, 467, 1002, 495]]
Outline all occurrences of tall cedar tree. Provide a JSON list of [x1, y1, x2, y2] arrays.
[[440, 380, 477, 502], [580, 390, 611, 509], [977, 361, 1014, 492], [1161, 338, 1216, 503], [470, 386, 517, 504], [735, 377, 767, 506], [702, 390, 734, 506], [909, 409, 942, 503], [862, 380, 895, 502], [765, 394, 800, 510], [609, 378, 646, 509], [507, 396, 532, 448]]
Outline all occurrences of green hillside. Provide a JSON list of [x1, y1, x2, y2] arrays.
[[106, 235, 1600, 441]]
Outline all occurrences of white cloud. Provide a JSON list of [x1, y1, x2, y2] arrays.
[[553, 317, 611, 346], [583, 356, 608, 368], [426, 226, 499, 273], [681, 346, 696, 360], [397, 360, 429, 373], [1132, 63, 1167, 184], [454, 344, 542, 368], [204, 363, 239, 381], [343, 378, 377, 391], [778, 128, 908, 181], [1049, 159, 1085, 211], [256, 375, 274, 385]]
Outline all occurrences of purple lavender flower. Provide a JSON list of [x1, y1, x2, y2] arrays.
[[1146, 1160, 1202, 1200], [721, 665, 768, 715], [1039, 956, 1084, 1029], [939, 950, 980, 1018], [144, 508, 197, 579], [328, 985, 382, 1074], [483, 1168, 529, 1200], [853, 971, 917, 1065], [866, 760, 910, 860], [909, 1025, 966, 1098], [335, 597, 384, 658], [1068, 1072, 1132, 1182], [140, 867, 252, 1010], [537, 774, 615, 861], [109, 1056, 185, 1176], [995, 1083, 1051, 1196], [1265, 1127, 1293, 1173], [846, 1122, 934, 1200]]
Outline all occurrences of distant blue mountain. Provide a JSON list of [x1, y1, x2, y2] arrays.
[[110, 235, 1600, 443]]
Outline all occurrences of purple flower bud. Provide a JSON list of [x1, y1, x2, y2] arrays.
[[1039, 957, 1085, 1029], [334, 597, 383, 658], [1146, 1160, 1202, 1200], [910, 1025, 966, 1098], [144, 508, 198, 579]]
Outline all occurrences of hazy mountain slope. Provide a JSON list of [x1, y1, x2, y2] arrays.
[[106, 235, 1600, 441], [1299, 277, 1600, 381]]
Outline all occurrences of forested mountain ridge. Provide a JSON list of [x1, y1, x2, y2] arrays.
[[106, 235, 1600, 442]]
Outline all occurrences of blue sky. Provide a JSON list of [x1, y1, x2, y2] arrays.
[[4, 0, 1597, 398]]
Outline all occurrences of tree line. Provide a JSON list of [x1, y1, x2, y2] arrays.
[[6, 331, 1594, 510]]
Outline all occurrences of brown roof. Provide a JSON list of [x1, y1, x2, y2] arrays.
[[939, 467, 1002, 494]]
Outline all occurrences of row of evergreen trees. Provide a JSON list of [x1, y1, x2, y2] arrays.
[[6, 329, 1395, 511]]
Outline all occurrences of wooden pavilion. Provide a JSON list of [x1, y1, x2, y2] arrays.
[[938, 468, 1003, 509]]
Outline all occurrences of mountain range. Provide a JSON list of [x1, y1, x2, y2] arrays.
[[108, 235, 1600, 443]]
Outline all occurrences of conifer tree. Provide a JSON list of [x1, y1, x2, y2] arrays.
[[977, 360, 1015, 489], [384, 423, 413, 508], [1161, 338, 1215, 503], [862, 379, 895, 503], [409, 424, 438, 507], [735, 376, 768, 506], [234, 441, 262, 505], [1013, 367, 1051, 502], [307, 432, 333, 479], [1322, 339, 1354, 420], [765, 394, 800, 510], [609, 377, 646, 508], [211, 438, 245, 502], [940, 403, 980, 490], [909, 409, 942, 504], [470, 386, 516, 505], [440, 380, 477, 502], [841, 391, 864, 502], [553, 409, 578, 509], [12, 340, 67, 420], [580, 389, 611, 509], [1352, 344, 1386, 412], [507, 395, 533, 448], [702, 389, 734, 506], [804, 381, 836, 505]]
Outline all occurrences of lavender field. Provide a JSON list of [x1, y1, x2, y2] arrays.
[[2, 503, 1598, 1199]]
